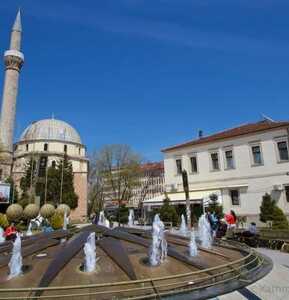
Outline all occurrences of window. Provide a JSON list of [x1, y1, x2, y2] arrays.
[[285, 186, 289, 203], [0, 169, 2, 180], [64, 145, 67, 153], [211, 152, 220, 170], [26, 144, 29, 151], [176, 159, 182, 175], [251, 145, 262, 165], [190, 156, 198, 173], [44, 143, 48, 151], [277, 141, 289, 161], [225, 150, 234, 169], [52, 161, 56, 168], [230, 190, 240, 205]]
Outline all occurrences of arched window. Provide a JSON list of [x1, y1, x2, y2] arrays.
[[64, 145, 67, 153], [44, 143, 48, 151]]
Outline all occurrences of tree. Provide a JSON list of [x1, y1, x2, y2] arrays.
[[58, 155, 78, 209], [20, 159, 37, 193], [118, 204, 129, 225], [159, 194, 178, 226], [19, 155, 78, 209], [272, 206, 289, 229], [90, 144, 142, 225], [260, 193, 275, 223]]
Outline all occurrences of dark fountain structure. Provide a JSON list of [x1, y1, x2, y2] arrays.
[[0, 223, 272, 300]]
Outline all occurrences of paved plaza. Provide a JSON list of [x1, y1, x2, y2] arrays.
[[217, 248, 289, 300]]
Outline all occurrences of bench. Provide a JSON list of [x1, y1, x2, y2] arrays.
[[234, 229, 289, 249]]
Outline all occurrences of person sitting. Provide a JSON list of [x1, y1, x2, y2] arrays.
[[242, 222, 257, 237], [216, 218, 228, 238], [224, 210, 237, 239]]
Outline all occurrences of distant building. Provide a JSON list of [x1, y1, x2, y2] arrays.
[[103, 162, 164, 209], [144, 119, 289, 225], [129, 162, 164, 208]]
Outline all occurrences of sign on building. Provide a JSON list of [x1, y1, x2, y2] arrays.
[[0, 183, 10, 203]]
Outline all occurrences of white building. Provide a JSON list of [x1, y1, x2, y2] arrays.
[[144, 119, 289, 225]]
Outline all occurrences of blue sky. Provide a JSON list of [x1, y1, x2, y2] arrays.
[[0, 0, 289, 161]]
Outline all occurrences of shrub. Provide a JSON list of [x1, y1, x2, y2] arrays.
[[40, 204, 55, 218], [272, 206, 289, 230], [50, 213, 63, 230], [117, 205, 129, 225], [6, 204, 23, 222], [159, 196, 178, 226], [260, 193, 275, 223], [0, 213, 9, 229], [23, 204, 39, 220], [56, 204, 71, 216]]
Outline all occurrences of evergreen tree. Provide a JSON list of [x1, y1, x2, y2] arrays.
[[259, 193, 275, 223], [46, 164, 61, 205], [118, 204, 129, 225], [20, 159, 37, 192], [159, 194, 178, 226], [272, 206, 289, 229], [57, 155, 78, 209], [19, 155, 78, 209]]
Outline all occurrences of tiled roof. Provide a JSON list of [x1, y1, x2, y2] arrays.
[[140, 162, 164, 171], [162, 120, 289, 152]]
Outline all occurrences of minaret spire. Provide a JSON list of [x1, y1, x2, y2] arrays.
[[10, 9, 22, 51], [0, 11, 24, 179], [12, 9, 22, 32]]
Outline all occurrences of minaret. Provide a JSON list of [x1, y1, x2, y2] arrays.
[[0, 10, 24, 179]]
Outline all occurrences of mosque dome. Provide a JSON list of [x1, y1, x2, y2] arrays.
[[19, 119, 82, 144]]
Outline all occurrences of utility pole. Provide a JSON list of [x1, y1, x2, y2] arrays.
[[182, 169, 191, 230]]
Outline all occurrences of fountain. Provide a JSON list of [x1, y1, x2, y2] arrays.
[[128, 209, 134, 227], [0, 227, 5, 243], [198, 214, 212, 249], [83, 232, 96, 272], [98, 211, 110, 228], [189, 230, 198, 257], [8, 234, 22, 279], [26, 221, 33, 236], [63, 211, 68, 230], [149, 214, 167, 266], [179, 214, 187, 236]]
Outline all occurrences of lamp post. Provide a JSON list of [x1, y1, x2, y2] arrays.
[[182, 169, 191, 230]]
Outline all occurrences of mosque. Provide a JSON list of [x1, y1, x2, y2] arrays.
[[0, 11, 88, 220]]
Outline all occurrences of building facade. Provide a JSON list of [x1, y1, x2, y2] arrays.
[[102, 162, 164, 209], [145, 120, 289, 225], [12, 119, 88, 220], [129, 162, 164, 208]]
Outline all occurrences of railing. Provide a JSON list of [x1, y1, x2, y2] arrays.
[[0, 241, 266, 300]]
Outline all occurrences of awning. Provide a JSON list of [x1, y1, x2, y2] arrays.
[[143, 189, 222, 206]]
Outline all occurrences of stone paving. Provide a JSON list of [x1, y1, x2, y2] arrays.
[[216, 248, 289, 300]]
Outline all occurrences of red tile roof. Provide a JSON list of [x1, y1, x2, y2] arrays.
[[162, 120, 289, 152], [140, 161, 164, 171]]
